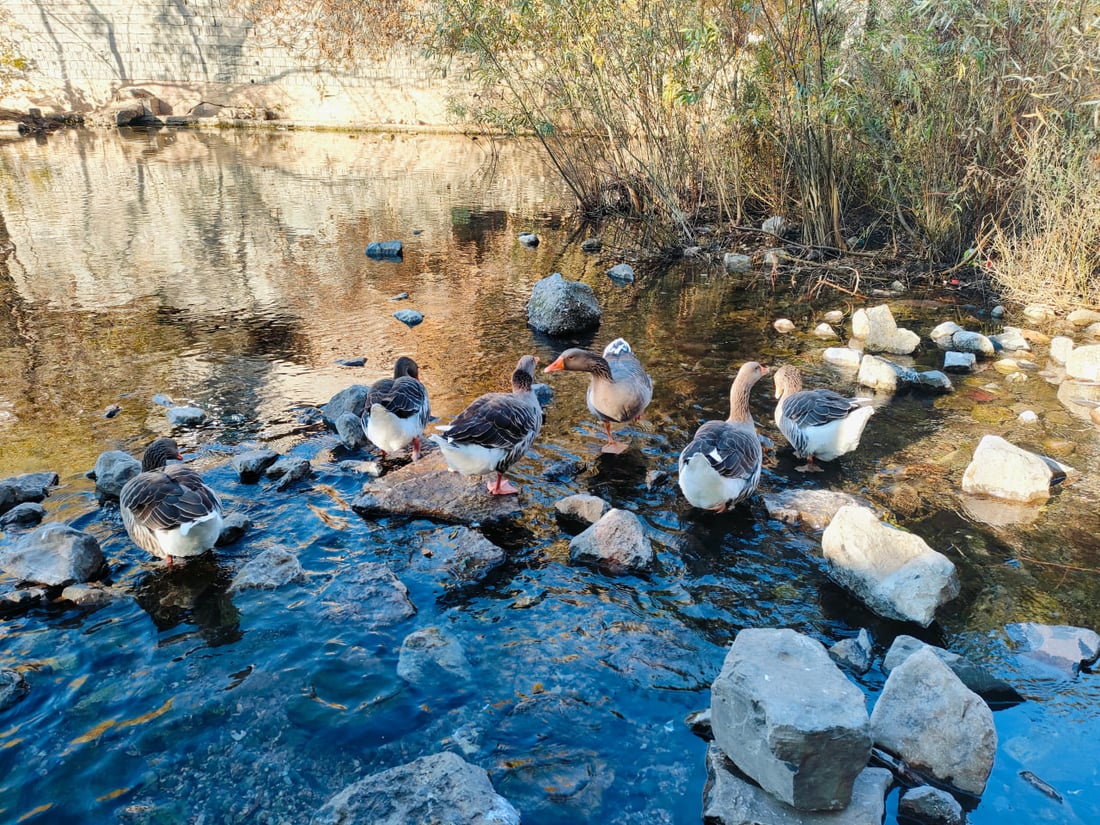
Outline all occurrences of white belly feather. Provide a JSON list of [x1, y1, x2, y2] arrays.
[[367, 403, 423, 454]]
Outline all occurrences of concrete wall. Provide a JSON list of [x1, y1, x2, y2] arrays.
[[0, 0, 465, 126]]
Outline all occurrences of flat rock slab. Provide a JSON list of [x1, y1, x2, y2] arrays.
[[762, 489, 875, 531], [1004, 622, 1100, 675], [311, 751, 519, 825], [318, 561, 416, 628], [413, 526, 506, 586], [703, 744, 892, 825], [352, 453, 522, 524]]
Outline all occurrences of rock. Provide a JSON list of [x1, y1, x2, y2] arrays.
[[397, 626, 472, 688], [568, 508, 654, 573], [930, 322, 962, 349], [353, 453, 521, 524], [0, 524, 107, 586], [1022, 303, 1056, 323], [0, 586, 47, 616], [311, 751, 519, 825], [544, 458, 585, 482], [773, 318, 795, 333], [993, 358, 1020, 375], [762, 488, 875, 531], [990, 327, 1030, 352], [703, 745, 891, 825], [1021, 328, 1051, 344], [823, 347, 864, 370], [0, 502, 46, 529], [1004, 622, 1100, 675], [943, 351, 976, 373], [580, 237, 602, 252], [821, 505, 959, 627], [763, 248, 785, 267], [166, 406, 206, 427], [1067, 308, 1100, 327], [607, 263, 636, 282], [686, 707, 713, 739], [991, 305, 1006, 319], [91, 450, 141, 501], [531, 382, 554, 407], [393, 309, 424, 327], [950, 330, 995, 356], [1084, 321, 1100, 338], [829, 628, 873, 674], [335, 412, 370, 450], [1049, 336, 1074, 365], [762, 215, 789, 235], [1065, 343, 1100, 381], [710, 628, 871, 811], [851, 305, 920, 355], [216, 513, 250, 547], [339, 459, 383, 477], [899, 786, 964, 825], [0, 485, 12, 517], [335, 357, 366, 367], [518, 232, 539, 247], [526, 272, 602, 336], [1018, 410, 1039, 424], [883, 635, 1023, 706], [151, 392, 174, 407], [0, 669, 28, 713], [813, 323, 837, 339], [824, 310, 845, 324], [266, 456, 313, 490], [858, 354, 918, 392], [415, 526, 506, 585], [723, 253, 752, 273], [390, 292, 409, 301], [231, 449, 280, 482], [0, 473, 57, 509], [554, 493, 610, 525], [60, 582, 119, 609], [870, 647, 997, 795], [229, 547, 303, 592], [318, 561, 416, 628], [365, 240, 403, 259], [961, 435, 1076, 503], [916, 370, 953, 393], [321, 384, 371, 430]]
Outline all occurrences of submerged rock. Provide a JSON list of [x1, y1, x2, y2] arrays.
[[526, 272, 602, 336], [311, 751, 519, 825], [365, 240, 403, 259], [569, 508, 654, 573], [961, 435, 1077, 504], [883, 635, 1023, 707], [916, 370, 953, 393], [762, 488, 875, 531], [166, 406, 206, 427], [0, 670, 29, 713], [710, 628, 871, 811], [319, 561, 415, 628], [91, 450, 141, 501], [703, 745, 891, 825], [0, 524, 108, 587], [1004, 622, 1100, 675], [229, 547, 303, 592], [821, 505, 959, 627], [723, 253, 751, 273], [871, 646, 997, 796], [397, 626, 473, 688], [414, 526, 506, 585], [353, 453, 521, 524]]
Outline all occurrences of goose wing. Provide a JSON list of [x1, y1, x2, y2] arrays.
[[440, 392, 542, 451], [368, 376, 429, 422], [680, 420, 761, 479], [121, 467, 222, 531], [590, 353, 653, 422], [781, 388, 863, 428]]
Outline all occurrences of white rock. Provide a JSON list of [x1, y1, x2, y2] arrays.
[[773, 318, 796, 333], [1022, 303, 1056, 323], [821, 505, 959, 626], [1084, 321, 1100, 338], [824, 310, 845, 324], [871, 647, 997, 795], [813, 323, 837, 339], [823, 347, 863, 370], [1065, 343, 1100, 381], [991, 326, 1030, 352], [568, 508, 654, 573], [1018, 410, 1039, 424], [852, 305, 920, 354], [930, 321, 962, 348], [961, 435, 1077, 503], [723, 253, 752, 273], [943, 351, 976, 373], [762, 489, 875, 530], [858, 354, 917, 392], [554, 493, 610, 524], [1066, 308, 1100, 327], [951, 329, 996, 356], [762, 215, 788, 235]]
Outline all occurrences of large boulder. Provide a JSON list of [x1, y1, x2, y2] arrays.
[[851, 305, 920, 355], [883, 635, 1023, 706], [870, 646, 997, 796], [703, 745, 892, 825], [568, 508, 654, 573], [710, 628, 871, 811], [526, 272, 601, 335], [0, 524, 107, 586], [311, 751, 520, 825], [321, 384, 371, 430], [352, 453, 521, 524], [91, 450, 141, 501], [1065, 343, 1100, 381], [961, 435, 1076, 504], [821, 505, 959, 627]]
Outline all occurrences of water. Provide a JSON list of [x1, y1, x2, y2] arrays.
[[1, 129, 1098, 823]]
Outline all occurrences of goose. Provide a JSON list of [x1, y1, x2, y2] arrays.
[[364, 356, 431, 460], [119, 437, 224, 563], [543, 338, 653, 453], [678, 362, 768, 512], [772, 364, 875, 472], [430, 355, 543, 495]]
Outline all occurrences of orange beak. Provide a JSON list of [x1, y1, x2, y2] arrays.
[[544, 355, 565, 373]]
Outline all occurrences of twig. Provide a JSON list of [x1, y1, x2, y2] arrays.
[[1016, 556, 1100, 575]]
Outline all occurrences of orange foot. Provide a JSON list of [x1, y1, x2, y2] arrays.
[[486, 474, 519, 495]]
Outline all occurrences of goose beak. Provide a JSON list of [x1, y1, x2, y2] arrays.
[[760, 364, 770, 375], [544, 355, 565, 373]]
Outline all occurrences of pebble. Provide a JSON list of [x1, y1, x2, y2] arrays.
[[390, 292, 409, 301], [991, 305, 1006, 318], [1022, 304, 1056, 323], [393, 309, 424, 327], [607, 263, 635, 282], [773, 318, 795, 334], [103, 404, 121, 418], [518, 232, 540, 247], [1018, 410, 1039, 424], [335, 357, 366, 367], [823, 310, 845, 324], [813, 323, 837, 339], [993, 359, 1020, 375]]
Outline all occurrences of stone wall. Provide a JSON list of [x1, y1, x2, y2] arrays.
[[0, 0, 465, 126]]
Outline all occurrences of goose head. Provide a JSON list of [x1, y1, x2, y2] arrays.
[[543, 348, 612, 381], [141, 437, 183, 472], [772, 364, 803, 399]]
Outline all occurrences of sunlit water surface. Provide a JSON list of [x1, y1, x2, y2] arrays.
[[1, 129, 1098, 823]]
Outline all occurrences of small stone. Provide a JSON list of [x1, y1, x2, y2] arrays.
[[993, 358, 1020, 375], [0, 670, 29, 713], [517, 232, 539, 247], [216, 512, 251, 546], [91, 451, 141, 501], [823, 347, 863, 370], [991, 327, 1031, 352], [60, 583, 118, 609], [722, 253, 751, 273], [813, 323, 837, 339], [569, 508, 654, 573], [824, 310, 845, 324], [393, 309, 424, 327], [554, 493, 610, 525], [943, 351, 976, 373], [390, 292, 409, 301], [0, 524, 108, 586], [580, 237, 602, 252], [266, 456, 312, 489], [1018, 410, 1039, 424], [1022, 303, 1056, 323], [763, 248, 784, 266], [230, 547, 303, 592], [607, 263, 635, 282], [773, 318, 795, 333], [232, 449, 280, 483], [762, 215, 788, 235], [1049, 336, 1074, 365], [365, 240, 403, 259], [166, 406, 206, 427], [335, 412, 370, 450], [930, 321, 962, 349], [951, 330, 995, 356], [829, 628, 873, 674], [899, 786, 964, 825], [991, 305, 1006, 318], [335, 357, 366, 367], [0, 502, 46, 529], [103, 404, 121, 418], [858, 354, 918, 392]]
